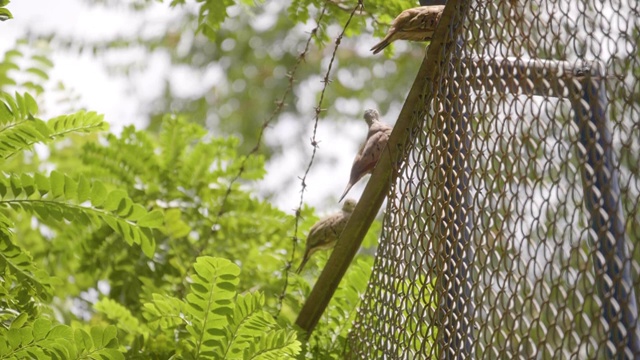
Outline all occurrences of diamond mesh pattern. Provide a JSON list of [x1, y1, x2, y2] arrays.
[[347, 0, 640, 358]]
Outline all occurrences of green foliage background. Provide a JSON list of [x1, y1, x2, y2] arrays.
[[0, 0, 412, 358]]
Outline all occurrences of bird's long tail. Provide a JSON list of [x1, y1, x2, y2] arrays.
[[370, 39, 391, 54], [296, 255, 310, 274], [338, 182, 354, 203]]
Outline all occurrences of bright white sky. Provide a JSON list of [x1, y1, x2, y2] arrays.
[[1, 0, 178, 131], [1, 0, 399, 213]]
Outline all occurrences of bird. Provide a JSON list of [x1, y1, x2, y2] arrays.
[[296, 199, 357, 273], [370, 5, 445, 54], [338, 109, 392, 202]]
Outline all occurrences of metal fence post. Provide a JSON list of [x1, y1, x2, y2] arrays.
[[435, 43, 473, 358], [570, 63, 640, 357]]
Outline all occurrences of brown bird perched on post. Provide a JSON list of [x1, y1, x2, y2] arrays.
[[339, 109, 392, 202], [370, 5, 445, 54], [296, 199, 357, 273]]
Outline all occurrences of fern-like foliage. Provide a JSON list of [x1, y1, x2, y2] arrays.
[[221, 292, 272, 357], [0, 171, 163, 257], [0, 41, 53, 94], [0, 319, 125, 360], [184, 256, 240, 358], [245, 330, 301, 360], [196, 0, 235, 41], [0, 221, 56, 304], [142, 293, 186, 331], [94, 297, 150, 339], [59, 115, 273, 304], [136, 257, 301, 359], [0, 91, 108, 159], [0, 25, 383, 358]]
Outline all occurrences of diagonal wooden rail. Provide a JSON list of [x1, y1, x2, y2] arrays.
[[295, 0, 471, 336]]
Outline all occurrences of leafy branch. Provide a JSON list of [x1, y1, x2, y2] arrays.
[[0, 171, 163, 257], [141, 257, 301, 359]]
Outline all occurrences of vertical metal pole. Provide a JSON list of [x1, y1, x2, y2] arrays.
[[436, 43, 473, 359], [571, 63, 640, 357]]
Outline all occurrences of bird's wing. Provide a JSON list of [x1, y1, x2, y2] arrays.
[[345, 131, 376, 183], [340, 145, 368, 201], [333, 213, 351, 237], [370, 8, 416, 53], [346, 131, 389, 183], [297, 216, 337, 273], [312, 215, 342, 249], [399, 6, 443, 38], [348, 152, 377, 185], [369, 121, 393, 135], [361, 130, 390, 164], [390, 8, 420, 33], [340, 123, 392, 200]]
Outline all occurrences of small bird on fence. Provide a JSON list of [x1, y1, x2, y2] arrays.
[[339, 109, 393, 202], [296, 199, 357, 273], [370, 5, 445, 54]]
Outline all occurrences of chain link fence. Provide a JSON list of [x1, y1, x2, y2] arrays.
[[347, 0, 640, 358]]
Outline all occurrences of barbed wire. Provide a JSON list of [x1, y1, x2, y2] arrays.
[[275, 0, 365, 316], [191, 6, 328, 264]]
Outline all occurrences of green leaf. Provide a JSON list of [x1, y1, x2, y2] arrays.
[[164, 208, 191, 238], [74, 328, 93, 353], [63, 174, 78, 200], [0, 8, 12, 21], [9, 173, 21, 197], [48, 324, 73, 340], [23, 92, 38, 115], [90, 181, 108, 207], [139, 228, 155, 257], [34, 172, 49, 196], [31, 55, 54, 68], [137, 210, 163, 228], [77, 175, 90, 203], [126, 204, 147, 221], [103, 190, 127, 212], [90, 325, 117, 348], [50, 170, 64, 198], [26, 67, 49, 80], [0, 101, 13, 123], [32, 318, 52, 341], [0, 178, 7, 198], [19, 173, 35, 197], [9, 313, 28, 329]]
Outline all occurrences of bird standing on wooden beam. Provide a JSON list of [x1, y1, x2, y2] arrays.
[[296, 199, 358, 273], [370, 5, 445, 54], [339, 109, 393, 202]]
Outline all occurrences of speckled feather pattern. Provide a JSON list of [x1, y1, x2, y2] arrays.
[[371, 5, 445, 54], [296, 199, 357, 273]]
